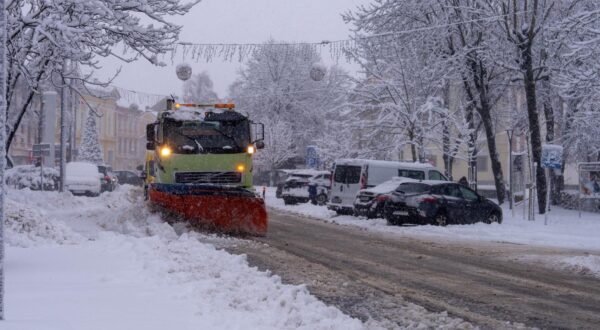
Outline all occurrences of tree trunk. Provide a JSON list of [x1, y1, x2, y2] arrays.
[[408, 130, 417, 162], [471, 59, 506, 204], [442, 122, 454, 179], [478, 105, 506, 204], [6, 89, 35, 152], [521, 43, 547, 214]]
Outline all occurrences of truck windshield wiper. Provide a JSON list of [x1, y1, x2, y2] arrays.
[[210, 126, 243, 150], [171, 130, 204, 151]]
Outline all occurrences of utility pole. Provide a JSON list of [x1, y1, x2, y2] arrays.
[[0, 0, 7, 319], [59, 60, 68, 192], [507, 129, 514, 217]]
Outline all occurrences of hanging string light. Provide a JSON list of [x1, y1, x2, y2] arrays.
[[168, 10, 533, 63]]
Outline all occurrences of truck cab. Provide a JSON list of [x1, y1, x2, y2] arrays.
[[146, 103, 264, 189]]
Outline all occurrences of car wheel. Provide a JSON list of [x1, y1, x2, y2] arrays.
[[434, 212, 448, 226], [283, 197, 295, 205], [316, 194, 328, 206], [486, 212, 501, 224]]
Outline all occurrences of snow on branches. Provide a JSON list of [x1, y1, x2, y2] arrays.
[[230, 41, 350, 171], [4, 0, 198, 151]]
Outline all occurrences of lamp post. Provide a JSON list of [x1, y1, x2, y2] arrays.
[[0, 0, 6, 319], [506, 129, 514, 216]]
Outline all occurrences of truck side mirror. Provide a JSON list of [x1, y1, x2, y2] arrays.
[[255, 140, 265, 149], [251, 122, 265, 144], [146, 123, 156, 142], [146, 123, 156, 150]]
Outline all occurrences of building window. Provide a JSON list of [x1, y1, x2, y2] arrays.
[[477, 155, 488, 172]]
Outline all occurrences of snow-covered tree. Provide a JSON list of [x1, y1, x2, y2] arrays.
[[344, 0, 533, 204], [78, 111, 104, 165], [5, 0, 198, 152], [255, 118, 296, 185], [183, 72, 219, 103], [230, 41, 351, 172], [345, 31, 449, 163]]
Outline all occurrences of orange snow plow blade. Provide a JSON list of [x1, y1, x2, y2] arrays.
[[148, 183, 268, 236]]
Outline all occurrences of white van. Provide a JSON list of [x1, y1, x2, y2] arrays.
[[327, 159, 447, 214]]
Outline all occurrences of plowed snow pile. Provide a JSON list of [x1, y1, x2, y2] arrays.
[[3, 187, 365, 330]]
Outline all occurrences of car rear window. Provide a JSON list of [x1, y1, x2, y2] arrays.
[[334, 165, 361, 184], [395, 182, 430, 194]]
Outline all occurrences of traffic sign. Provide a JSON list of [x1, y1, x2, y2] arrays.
[[541, 144, 563, 170], [32, 143, 51, 157]]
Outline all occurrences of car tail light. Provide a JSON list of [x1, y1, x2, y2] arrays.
[[419, 196, 438, 204], [104, 175, 110, 181], [375, 195, 389, 202]]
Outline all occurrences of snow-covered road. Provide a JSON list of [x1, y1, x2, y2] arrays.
[[3, 187, 365, 330], [263, 187, 600, 277]]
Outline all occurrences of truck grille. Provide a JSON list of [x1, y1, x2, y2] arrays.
[[174, 172, 242, 184]]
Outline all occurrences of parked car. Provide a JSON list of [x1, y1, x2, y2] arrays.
[[384, 181, 502, 226], [97, 165, 118, 192], [5, 165, 59, 191], [328, 159, 448, 215], [65, 162, 102, 196], [114, 170, 143, 186], [281, 170, 330, 205], [275, 170, 294, 199], [353, 177, 417, 218]]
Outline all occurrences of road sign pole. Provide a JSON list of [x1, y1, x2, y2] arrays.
[[545, 168, 550, 225], [40, 156, 44, 192]]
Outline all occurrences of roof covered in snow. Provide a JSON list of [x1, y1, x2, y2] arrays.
[[335, 158, 435, 169]]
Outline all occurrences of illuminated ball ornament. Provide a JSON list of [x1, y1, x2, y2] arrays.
[[310, 63, 327, 82], [176, 63, 192, 81]]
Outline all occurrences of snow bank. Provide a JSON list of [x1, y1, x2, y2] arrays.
[[519, 254, 600, 279], [5, 195, 83, 247], [4, 186, 365, 330], [5, 165, 59, 190]]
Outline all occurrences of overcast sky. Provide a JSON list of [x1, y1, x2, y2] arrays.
[[98, 0, 371, 103]]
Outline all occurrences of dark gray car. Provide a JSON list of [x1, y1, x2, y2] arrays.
[[384, 182, 502, 226]]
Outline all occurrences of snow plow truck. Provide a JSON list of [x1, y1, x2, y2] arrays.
[[144, 100, 267, 235]]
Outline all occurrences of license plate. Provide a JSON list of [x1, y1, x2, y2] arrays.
[[393, 210, 409, 216]]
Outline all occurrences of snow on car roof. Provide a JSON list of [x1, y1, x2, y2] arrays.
[[66, 162, 100, 177], [282, 169, 330, 176], [398, 180, 451, 186], [363, 177, 418, 194], [335, 158, 434, 169]]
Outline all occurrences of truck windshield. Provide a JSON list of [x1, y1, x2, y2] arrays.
[[163, 119, 250, 154]]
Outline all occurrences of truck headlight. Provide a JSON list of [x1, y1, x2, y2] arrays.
[[160, 146, 172, 157]]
